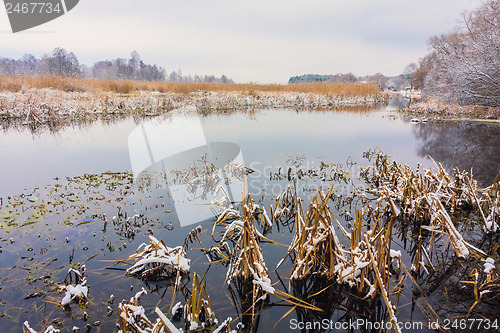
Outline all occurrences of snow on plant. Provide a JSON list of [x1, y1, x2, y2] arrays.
[[225, 195, 273, 292], [22, 322, 60, 333], [280, 185, 346, 280], [117, 288, 155, 333], [269, 185, 297, 226], [461, 257, 500, 315], [211, 191, 272, 244], [124, 236, 191, 279], [59, 265, 88, 307], [363, 151, 497, 250], [124, 226, 206, 280]]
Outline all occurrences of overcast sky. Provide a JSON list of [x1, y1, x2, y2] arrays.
[[0, 0, 482, 83]]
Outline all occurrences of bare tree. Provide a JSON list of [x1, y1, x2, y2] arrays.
[[21, 54, 38, 75], [37, 47, 81, 77], [361, 73, 388, 89]]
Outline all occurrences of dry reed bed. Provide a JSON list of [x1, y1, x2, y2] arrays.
[[363, 153, 499, 239], [360, 152, 500, 317], [0, 88, 181, 125], [403, 97, 500, 120], [211, 193, 276, 304], [116, 288, 242, 333], [0, 89, 385, 125], [209, 192, 322, 328], [209, 184, 404, 330], [0, 76, 386, 127], [274, 186, 403, 332], [0, 75, 381, 95], [195, 91, 385, 113], [269, 153, 500, 327], [205, 156, 499, 331]]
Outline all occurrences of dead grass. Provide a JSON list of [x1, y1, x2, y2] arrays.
[[403, 97, 500, 120], [0, 76, 386, 129], [0, 74, 381, 96]]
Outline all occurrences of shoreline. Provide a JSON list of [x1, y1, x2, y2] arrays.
[[0, 87, 387, 129], [396, 97, 500, 121]]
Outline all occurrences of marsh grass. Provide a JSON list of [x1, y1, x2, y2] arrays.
[[363, 152, 498, 246], [225, 195, 273, 292], [269, 183, 405, 331], [403, 97, 500, 120], [283, 185, 345, 280], [0, 75, 386, 133], [116, 273, 241, 333], [270, 185, 297, 227], [0, 74, 381, 96], [182, 272, 218, 331], [209, 192, 321, 329], [359, 151, 500, 325]]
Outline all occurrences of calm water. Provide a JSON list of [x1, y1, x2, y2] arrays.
[[0, 102, 499, 332]]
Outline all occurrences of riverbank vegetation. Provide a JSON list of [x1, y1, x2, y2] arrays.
[[0, 75, 385, 132], [0, 74, 380, 96], [402, 97, 500, 121], [404, 0, 499, 117]]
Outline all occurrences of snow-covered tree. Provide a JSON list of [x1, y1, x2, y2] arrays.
[[422, 0, 500, 106]]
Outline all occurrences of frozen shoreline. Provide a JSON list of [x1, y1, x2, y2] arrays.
[[0, 88, 387, 127]]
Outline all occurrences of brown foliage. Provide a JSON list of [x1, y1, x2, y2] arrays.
[[0, 75, 380, 96]]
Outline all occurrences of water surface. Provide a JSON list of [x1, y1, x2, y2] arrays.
[[0, 103, 499, 332]]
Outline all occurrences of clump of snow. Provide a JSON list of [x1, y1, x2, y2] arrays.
[[61, 283, 88, 306], [60, 265, 88, 307], [133, 288, 147, 303], [484, 214, 499, 233], [479, 290, 491, 298], [22, 324, 61, 333], [23, 321, 37, 333], [390, 249, 401, 259], [367, 285, 377, 298], [252, 276, 275, 294], [171, 302, 183, 316], [484, 257, 495, 274]]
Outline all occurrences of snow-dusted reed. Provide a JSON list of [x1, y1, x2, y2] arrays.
[[0, 89, 180, 125], [116, 281, 242, 333], [59, 265, 89, 308], [363, 153, 499, 238], [403, 97, 500, 120], [124, 236, 191, 279], [0, 88, 386, 129], [195, 91, 386, 114]]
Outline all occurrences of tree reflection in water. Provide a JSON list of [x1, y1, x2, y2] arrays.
[[413, 121, 500, 187]]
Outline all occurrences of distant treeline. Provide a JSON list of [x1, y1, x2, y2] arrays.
[[289, 73, 390, 90], [0, 48, 234, 84]]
